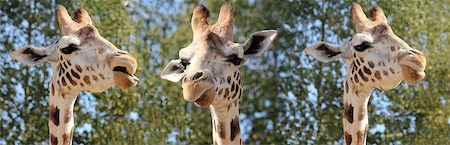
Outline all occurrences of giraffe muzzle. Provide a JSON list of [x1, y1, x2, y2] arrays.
[[182, 80, 215, 105], [109, 52, 139, 89], [399, 49, 426, 84]]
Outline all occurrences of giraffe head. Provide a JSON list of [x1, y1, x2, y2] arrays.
[[161, 4, 277, 108], [304, 3, 426, 91], [10, 5, 139, 93]]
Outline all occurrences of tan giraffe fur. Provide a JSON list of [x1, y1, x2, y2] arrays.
[[161, 3, 277, 145], [10, 5, 139, 145], [304, 3, 426, 145]]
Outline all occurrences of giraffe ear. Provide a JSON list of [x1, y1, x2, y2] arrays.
[[304, 41, 343, 63], [161, 59, 186, 82], [242, 30, 278, 59], [10, 46, 51, 66]]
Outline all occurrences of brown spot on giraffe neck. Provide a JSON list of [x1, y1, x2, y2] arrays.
[[382, 70, 389, 76], [50, 134, 58, 145], [51, 83, 55, 96], [217, 122, 226, 139], [224, 88, 229, 98], [50, 104, 60, 126], [356, 59, 361, 66], [389, 68, 395, 73], [230, 115, 241, 141], [363, 66, 371, 75], [92, 75, 99, 81], [75, 65, 82, 72], [344, 131, 352, 145], [218, 88, 223, 96], [368, 61, 375, 68], [62, 126, 74, 145], [70, 69, 80, 79], [231, 87, 239, 100], [65, 72, 77, 86], [358, 107, 366, 121], [345, 81, 349, 94], [83, 76, 91, 84], [358, 69, 368, 82], [63, 61, 68, 69], [356, 124, 369, 145], [344, 102, 354, 124], [64, 108, 72, 123], [238, 89, 242, 99], [99, 73, 105, 79], [61, 76, 67, 87], [374, 71, 381, 80], [354, 74, 359, 84], [58, 64, 62, 76], [231, 82, 236, 92], [351, 62, 357, 74]]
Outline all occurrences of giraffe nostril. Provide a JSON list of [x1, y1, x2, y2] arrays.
[[409, 49, 422, 55], [193, 72, 203, 80], [117, 51, 128, 55]]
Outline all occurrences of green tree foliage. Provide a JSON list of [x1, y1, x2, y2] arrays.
[[0, 0, 448, 144]]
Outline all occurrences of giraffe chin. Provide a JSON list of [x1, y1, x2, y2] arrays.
[[113, 71, 139, 90], [194, 88, 215, 108]]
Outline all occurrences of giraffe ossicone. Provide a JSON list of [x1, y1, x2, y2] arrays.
[[10, 5, 139, 145], [304, 3, 426, 145], [161, 3, 277, 145]]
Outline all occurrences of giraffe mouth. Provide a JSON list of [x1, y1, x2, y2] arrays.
[[400, 65, 425, 84], [113, 66, 130, 74], [399, 53, 426, 84], [194, 88, 215, 108], [112, 66, 139, 89]]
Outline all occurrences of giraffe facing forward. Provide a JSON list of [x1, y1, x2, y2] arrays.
[[304, 3, 426, 145], [10, 5, 139, 145], [161, 3, 277, 145]]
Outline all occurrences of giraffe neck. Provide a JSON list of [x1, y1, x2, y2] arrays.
[[210, 100, 242, 145], [48, 80, 78, 145], [342, 80, 371, 145]]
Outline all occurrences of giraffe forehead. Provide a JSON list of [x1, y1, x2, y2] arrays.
[[58, 36, 81, 48], [352, 32, 373, 45], [180, 41, 241, 60]]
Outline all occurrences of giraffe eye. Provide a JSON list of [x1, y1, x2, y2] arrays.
[[61, 44, 79, 54], [227, 55, 242, 65], [354, 41, 371, 52], [180, 59, 190, 68]]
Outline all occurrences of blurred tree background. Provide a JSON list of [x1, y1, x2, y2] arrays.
[[0, 0, 448, 144]]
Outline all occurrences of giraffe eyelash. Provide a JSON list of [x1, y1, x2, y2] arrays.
[[180, 59, 190, 68], [354, 41, 371, 52], [60, 44, 80, 54], [226, 54, 242, 65]]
